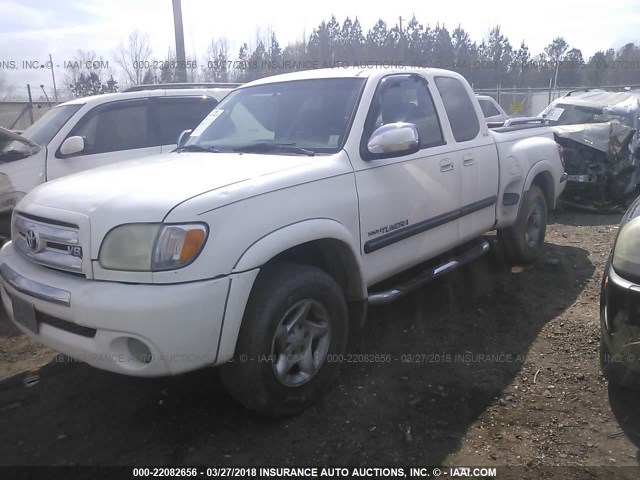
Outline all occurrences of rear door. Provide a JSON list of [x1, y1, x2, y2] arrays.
[[48, 98, 160, 179], [434, 76, 499, 242], [150, 96, 220, 153], [353, 73, 461, 285]]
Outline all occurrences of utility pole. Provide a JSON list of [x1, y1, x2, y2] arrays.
[[26, 84, 34, 124], [398, 16, 405, 63], [552, 60, 560, 100], [49, 53, 58, 102], [172, 0, 187, 83]]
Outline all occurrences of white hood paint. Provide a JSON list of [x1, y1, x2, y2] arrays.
[[21, 151, 317, 222]]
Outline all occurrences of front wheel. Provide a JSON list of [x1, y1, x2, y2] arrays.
[[498, 185, 547, 265], [600, 339, 640, 389], [219, 262, 348, 416]]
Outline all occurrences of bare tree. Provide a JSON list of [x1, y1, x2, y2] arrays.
[[115, 30, 153, 86], [202, 37, 230, 82], [0, 72, 15, 100]]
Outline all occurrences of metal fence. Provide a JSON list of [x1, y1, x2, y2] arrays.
[[0, 100, 58, 132], [3, 83, 640, 133]]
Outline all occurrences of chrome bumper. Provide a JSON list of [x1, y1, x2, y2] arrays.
[[0, 263, 71, 306]]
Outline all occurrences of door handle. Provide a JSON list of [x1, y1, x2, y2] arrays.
[[463, 153, 474, 166], [440, 159, 454, 172]]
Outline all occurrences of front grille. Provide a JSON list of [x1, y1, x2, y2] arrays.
[[13, 213, 84, 275], [36, 310, 97, 338], [605, 274, 640, 333]]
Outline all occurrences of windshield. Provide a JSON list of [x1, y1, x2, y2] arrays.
[[543, 102, 635, 126], [186, 78, 365, 154], [1, 104, 82, 161], [20, 104, 83, 145]]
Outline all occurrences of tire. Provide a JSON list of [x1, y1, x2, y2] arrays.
[[497, 185, 547, 265], [600, 338, 640, 389], [219, 262, 348, 416]]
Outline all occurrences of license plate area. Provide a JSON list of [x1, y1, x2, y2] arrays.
[[567, 174, 598, 183], [10, 294, 38, 334]]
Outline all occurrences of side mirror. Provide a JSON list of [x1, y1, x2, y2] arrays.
[[59, 136, 85, 156], [177, 129, 192, 148], [367, 123, 419, 155]]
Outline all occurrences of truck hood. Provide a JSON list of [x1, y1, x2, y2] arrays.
[[22, 151, 316, 221]]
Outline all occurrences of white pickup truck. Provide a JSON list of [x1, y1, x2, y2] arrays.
[[0, 68, 566, 416]]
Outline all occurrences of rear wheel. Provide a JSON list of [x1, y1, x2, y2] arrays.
[[219, 262, 348, 416], [498, 185, 547, 264]]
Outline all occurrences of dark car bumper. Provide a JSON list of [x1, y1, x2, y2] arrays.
[[600, 258, 640, 378]]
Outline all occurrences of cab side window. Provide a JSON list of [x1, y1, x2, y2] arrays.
[[362, 75, 444, 157], [152, 97, 219, 146], [434, 76, 480, 142], [65, 100, 149, 155]]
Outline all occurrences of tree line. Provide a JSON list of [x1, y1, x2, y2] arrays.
[[61, 15, 640, 97]]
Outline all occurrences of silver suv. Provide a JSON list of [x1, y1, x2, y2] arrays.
[[0, 83, 236, 234]]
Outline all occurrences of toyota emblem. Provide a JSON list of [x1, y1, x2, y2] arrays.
[[25, 229, 41, 252]]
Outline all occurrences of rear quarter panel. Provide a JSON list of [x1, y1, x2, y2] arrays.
[[491, 128, 565, 229]]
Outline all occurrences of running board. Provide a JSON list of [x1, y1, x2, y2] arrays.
[[367, 239, 490, 306]]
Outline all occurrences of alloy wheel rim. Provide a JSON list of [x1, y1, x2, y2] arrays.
[[271, 299, 331, 387], [525, 202, 543, 248]]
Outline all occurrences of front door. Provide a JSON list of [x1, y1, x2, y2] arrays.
[[353, 73, 462, 286]]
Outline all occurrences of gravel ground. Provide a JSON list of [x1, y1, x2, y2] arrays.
[[0, 210, 639, 479]]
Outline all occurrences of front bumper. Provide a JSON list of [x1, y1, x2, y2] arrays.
[[0, 242, 253, 377], [600, 260, 640, 375]]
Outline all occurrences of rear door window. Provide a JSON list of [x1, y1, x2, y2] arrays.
[[435, 76, 480, 142]]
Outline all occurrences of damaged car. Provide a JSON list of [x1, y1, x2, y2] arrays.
[[540, 89, 640, 210]]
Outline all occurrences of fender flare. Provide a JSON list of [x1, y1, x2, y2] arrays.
[[232, 217, 367, 299], [522, 159, 557, 210]]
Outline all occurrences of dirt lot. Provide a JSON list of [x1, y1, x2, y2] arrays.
[[1, 210, 640, 478]]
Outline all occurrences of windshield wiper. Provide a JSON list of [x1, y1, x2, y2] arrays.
[[234, 142, 315, 156], [175, 144, 219, 153]]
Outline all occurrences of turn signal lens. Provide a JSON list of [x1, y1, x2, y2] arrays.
[[180, 228, 207, 262], [153, 224, 208, 270]]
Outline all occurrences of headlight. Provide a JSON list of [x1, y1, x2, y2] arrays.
[[99, 223, 208, 271], [613, 216, 640, 279]]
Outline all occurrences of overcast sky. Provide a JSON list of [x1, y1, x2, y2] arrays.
[[1, 0, 639, 97]]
